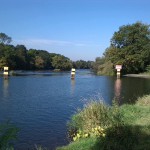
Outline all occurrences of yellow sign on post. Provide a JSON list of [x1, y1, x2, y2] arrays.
[[4, 67, 9, 70], [3, 67, 9, 76], [71, 68, 76, 79]]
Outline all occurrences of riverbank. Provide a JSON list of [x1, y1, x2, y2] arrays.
[[57, 95, 150, 150], [124, 73, 150, 78]]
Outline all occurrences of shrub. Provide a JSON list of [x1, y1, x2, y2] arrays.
[[68, 99, 124, 141], [68, 101, 109, 134], [146, 65, 150, 72], [97, 61, 115, 76]]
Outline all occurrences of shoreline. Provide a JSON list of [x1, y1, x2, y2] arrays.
[[124, 74, 150, 78]]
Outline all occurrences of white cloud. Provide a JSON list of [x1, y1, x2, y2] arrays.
[[12, 38, 104, 61], [13, 38, 100, 48], [14, 39, 71, 46]]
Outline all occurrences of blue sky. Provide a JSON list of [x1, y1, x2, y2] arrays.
[[0, 0, 149, 61]]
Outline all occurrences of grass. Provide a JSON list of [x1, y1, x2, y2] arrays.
[[67, 101, 111, 133], [35, 145, 48, 150], [0, 122, 19, 150], [136, 95, 150, 106], [57, 95, 150, 150], [57, 137, 99, 150]]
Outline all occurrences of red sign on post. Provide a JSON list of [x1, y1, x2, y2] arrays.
[[116, 65, 122, 79], [115, 65, 122, 70]]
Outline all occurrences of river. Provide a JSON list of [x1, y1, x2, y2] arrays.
[[0, 70, 150, 149]]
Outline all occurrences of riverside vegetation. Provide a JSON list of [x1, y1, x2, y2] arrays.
[[57, 95, 150, 150], [0, 33, 93, 71], [93, 22, 150, 75], [1, 95, 149, 150], [0, 122, 19, 150], [1, 22, 149, 74]]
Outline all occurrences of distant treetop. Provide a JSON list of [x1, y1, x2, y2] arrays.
[[0, 32, 12, 44]]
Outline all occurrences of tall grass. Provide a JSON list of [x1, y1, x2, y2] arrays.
[[68, 101, 110, 132], [35, 145, 48, 150], [0, 122, 19, 150], [68, 99, 124, 140], [136, 95, 150, 106]]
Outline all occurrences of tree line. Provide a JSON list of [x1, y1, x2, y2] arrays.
[[0, 33, 93, 71], [93, 22, 150, 75]]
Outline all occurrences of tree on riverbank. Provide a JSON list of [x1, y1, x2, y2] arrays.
[[72, 60, 94, 69], [52, 55, 72, 71], [94, 22, 150, 75], [0, 33, 12, 44], [0, 33, 94, 71], [0, 33, 73, 71]]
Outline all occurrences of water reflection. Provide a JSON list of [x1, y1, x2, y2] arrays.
[[114, 78, 122, 103], [70, 79, 76, 96], [0, 71, 150, 150], [3, 78, 9, 98]]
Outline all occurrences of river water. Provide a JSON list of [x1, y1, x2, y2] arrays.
[[0, 70, 150, 150]]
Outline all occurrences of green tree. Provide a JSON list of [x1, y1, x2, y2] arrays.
[[35, 56, 44, 69], [27, 49, 56, 70], [15, 45, 28, 69], [87, 61, 94, 69], [93, 57, 105, 73], [0, 33, 77, 71], [0, 45, 17, 69], [0, 57, 7, 69], [73, 60, 94, 69], [37, 50, 52, 69], [0, 33, 12, 44], [105, 22, 150, 73], [52, 55, 72, 71], [74, 60, 87, 69]]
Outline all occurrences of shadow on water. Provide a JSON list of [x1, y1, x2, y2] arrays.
[[113, 76, 150, 105], [13, 71, 70, 77], [0, 70, 71, 77]]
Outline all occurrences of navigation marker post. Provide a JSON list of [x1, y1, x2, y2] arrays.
[[71, 68, 76, 79], [3, 67, 9, 79], [115, 65, 122, 79]]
